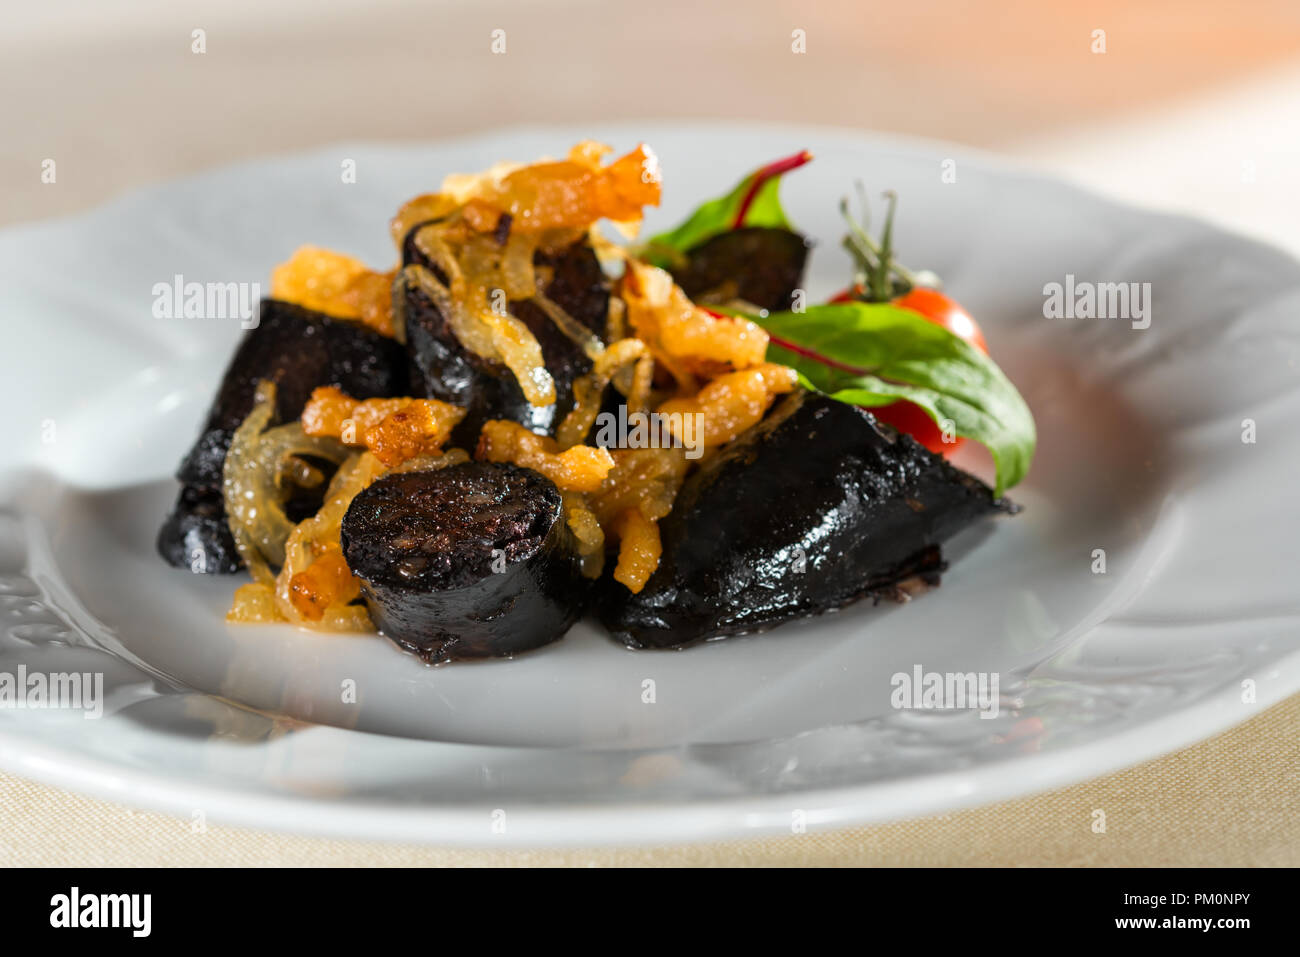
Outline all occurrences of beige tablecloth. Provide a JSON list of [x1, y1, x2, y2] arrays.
[[3, 694, 1296, 866]]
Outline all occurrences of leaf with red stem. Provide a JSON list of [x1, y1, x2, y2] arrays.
[[640, 150, 813, 268]]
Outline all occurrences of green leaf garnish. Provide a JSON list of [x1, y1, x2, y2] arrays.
[[753, 302, 1036, 495], [641, 150, 812, 269]]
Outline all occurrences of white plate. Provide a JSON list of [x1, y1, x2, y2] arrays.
[[1, 122, 1297, 846]]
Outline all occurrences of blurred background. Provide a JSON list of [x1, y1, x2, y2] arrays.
[[4, 0, 1300, 250]]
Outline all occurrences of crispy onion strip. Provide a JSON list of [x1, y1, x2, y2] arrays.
[[405, 226, 556, 406], [272, 451, 388, 631], [555, 338, 649, 449], [477, 420, 614, 493], [561, 491, 606, 580], [222, 381, 351, 582], [532, 287, 605, 361], [501, 229, 539, 299]]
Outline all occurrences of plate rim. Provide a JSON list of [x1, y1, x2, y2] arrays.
[[1, 656, 1293, 846]]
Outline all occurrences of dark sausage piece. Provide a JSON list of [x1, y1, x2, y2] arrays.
[[599, 391, 1016, 648], [400, 221, 609, 447], [156, 486, 242, 574], [340, 462, 589, 663], [157, 299, 408, 573], [670, 226, 810, 313]]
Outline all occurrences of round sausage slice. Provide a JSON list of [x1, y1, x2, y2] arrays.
[[341, 462, 588, 662]]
